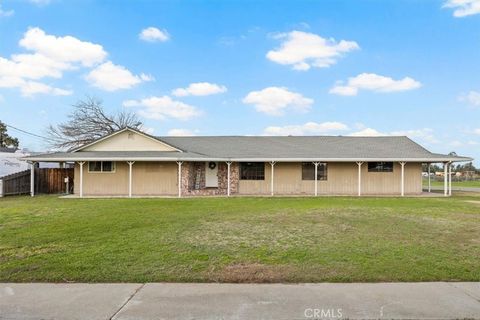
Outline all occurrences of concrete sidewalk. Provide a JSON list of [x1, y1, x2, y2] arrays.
[[0, 282, 479, 320], [428, 186, 480, 193]]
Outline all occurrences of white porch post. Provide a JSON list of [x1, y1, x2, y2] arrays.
[[78, 161, 85, 198], [177, 161, 183, 198], [29, 161, 35, 197], [270, 161, 276, 196], [226, 161, 232, 197], [428, 164, 431, 193], [448, 162, 452, 196], [356, 162, 363, 196], [127, 161, 135, 198], [313, 162, 319, 196], [400, 162, 406, 197], [443, 162, 448, 197]]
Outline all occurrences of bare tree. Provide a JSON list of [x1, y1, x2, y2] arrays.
[[47, 97, 143, 150]]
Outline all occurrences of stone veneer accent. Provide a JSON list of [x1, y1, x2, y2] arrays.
[[180, 161, 239, 196]]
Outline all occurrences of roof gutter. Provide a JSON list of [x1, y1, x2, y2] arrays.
[[21, 156, 474, 163]]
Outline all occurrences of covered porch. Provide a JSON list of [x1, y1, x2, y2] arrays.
[[23, 158, 460, 198]]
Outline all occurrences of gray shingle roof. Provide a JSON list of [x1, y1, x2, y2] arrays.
[[159, 136, 443, 159], [24, 135, 473, 162]]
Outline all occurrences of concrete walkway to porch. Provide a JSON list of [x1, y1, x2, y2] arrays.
[[1, 282, 479, 320], [58, 192, 446, 199]]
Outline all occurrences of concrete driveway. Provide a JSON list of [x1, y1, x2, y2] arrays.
[[0, 282, 479, 320]]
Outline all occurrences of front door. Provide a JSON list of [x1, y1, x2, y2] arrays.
[[205, 162, 219, 187]]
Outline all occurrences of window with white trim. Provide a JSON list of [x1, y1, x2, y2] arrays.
[[88, 161, 115, 173], [240, 162, 265, 180], [368, 162, 393, 172], [302, 162, 328, 180]]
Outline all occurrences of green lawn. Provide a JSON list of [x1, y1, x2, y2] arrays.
[[0, 195, 479, 283], [423, 178, 480, 188]]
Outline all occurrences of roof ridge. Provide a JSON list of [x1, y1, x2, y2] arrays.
[[159, 135, 408, 138]]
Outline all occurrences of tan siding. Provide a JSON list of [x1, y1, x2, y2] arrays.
[[361, 162, 422, 195], [73, 161, 423, 196], [404, 163, 423, 194], [319, 162, 358, 195], [82, 130, 177, 152], [74, 162, 128, 196], [74, 161, 177, 196], [238, 163, 271, 194], [238, 162, 423, 195], [131, 162, 177, 195]]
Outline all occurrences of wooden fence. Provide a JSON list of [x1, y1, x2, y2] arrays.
[[0, 168, 74, 196]]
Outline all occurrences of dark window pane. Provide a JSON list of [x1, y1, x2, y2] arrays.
[[102, 161, 113, 172], [240, 162, 265, 180], [302, 163, 328, 180], [318, 163, 328, 180], [368, 162, 393, 172], [302, 163, 315, 180], [89, 161, 102, 172]]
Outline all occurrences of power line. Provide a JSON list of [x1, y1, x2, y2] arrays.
[[5, 123, 50, 141]]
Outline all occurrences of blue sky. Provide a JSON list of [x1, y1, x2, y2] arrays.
[[0, 0, 479, 164]]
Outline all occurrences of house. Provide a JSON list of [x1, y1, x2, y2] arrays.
[[0, 148, 68, 178], [23, 127, 472, 197], [0, 148, 27, 177]]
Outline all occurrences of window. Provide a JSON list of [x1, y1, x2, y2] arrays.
[[240, 162, 265, 180], [368, 162, 393, 172], [88, 161, 115, 173], [302, 163, 328, 180]]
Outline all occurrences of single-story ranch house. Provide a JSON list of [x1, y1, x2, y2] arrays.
[[24, 127, 472, 197]]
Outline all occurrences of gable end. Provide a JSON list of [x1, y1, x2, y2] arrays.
[[74, 128, 181, 152]]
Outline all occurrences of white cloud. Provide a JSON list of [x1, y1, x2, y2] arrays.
[[243, 86, 313, 116], [266, 30, 359, 70], [139, 126, 155, 135], [18, 80, 72, 96], [0, 1, 13, 16], [390, 128, 439, 144], [459, 90, 480, 107], [443, 0, 480, 17], [446, 139, 479, 148], [449, 140, 465, 147], [0, 76, 72, 97], [20, 27, 107, 67], [0, 27, 111, 96], [85, 61, 153, 91], [0, 54, 72, 80], [167, 129, 197, 136], [139, 27, 170, 42], [263, 121, 349, 135], [330, 73, 421, 96], [328, 85, 358, 96], [474, 128, 480, 135], [349, 127, 439, 144], [172, 82, 227, 97], [1, 28, 150, 96], [123, 96, 201, 121], [349, 128, 385, 136]]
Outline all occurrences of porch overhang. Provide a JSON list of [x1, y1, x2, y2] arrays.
[[22, 155, 474, 163]]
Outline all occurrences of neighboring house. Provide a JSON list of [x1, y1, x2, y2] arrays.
[[24, 127, 472, 197], [0, 148, 66, 178], [0, 148, 28, 177]]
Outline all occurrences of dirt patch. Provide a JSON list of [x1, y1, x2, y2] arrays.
[[0, 245, 62, 262], [210, 263, 295, 283], [465, 200, 480, 205]]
